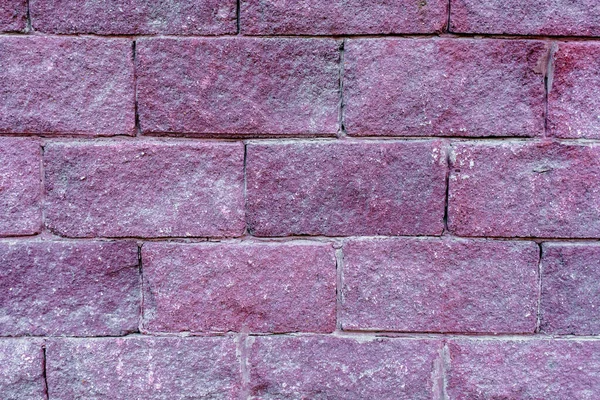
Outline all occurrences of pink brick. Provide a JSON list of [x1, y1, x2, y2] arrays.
[[548, 43, 600, 139], [541, 243, 600, 335], [0, 240, 139, 336], [30, 0, 236, 34], [341, 238, 539, 333], [0, 138, 41, 236], [0, 0, 26, 32], [44, 141, 245, 238], [447, 339, 600, 399], [448, 142, 600, 238], [47, 337, 240, 399], [451, 0, 600, 36], [344, 39, 547, 137], [0, 339, 45, 400], [142, 242, 336, 333], [0, 37, 134, 136], [136, 38, 339, 137], [240, 0, 447, 35], [249, 336, 443, 399], [247, 141, 447, 236]]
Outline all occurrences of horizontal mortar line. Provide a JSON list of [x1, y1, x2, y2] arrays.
[[4, 30, 600, 42]]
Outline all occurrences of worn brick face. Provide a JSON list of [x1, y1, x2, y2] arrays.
[[247, 140, 447, 236], [451, 0, 600, 36], [344, 39, 547, 137], [44, 141, 245, 238], [448, 142, 600, 238], [541, 243, 600, 335], [448, 340, 600, 398], [0, 240, 139, 336], [30, 0, 237, 34], [142, 242, 336, 333], [0, 37, 134, 136], [341, 238, 539, 333], [0, 339, 45, 400], [249, 336, 443, 399], [241, 0, 448, 35], [0, 138, 41, 237], [136, 38, 340, 136], [46, 337, 241, 399], [0, 0, 26, 32]]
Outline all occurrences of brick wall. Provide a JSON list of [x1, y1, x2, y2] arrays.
[[1, 1, 600, 399]]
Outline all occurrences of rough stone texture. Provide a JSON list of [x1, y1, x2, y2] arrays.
[[0, 339, 45, 400], [344, 39, 547, 137], [30, 0, 236, 34], [47, 337, 240, 399], [540, 243, 600, 335], [0, 240, 139, 336], [247, 141, 447, 236], [0, 37, 134, 136], [341, 238, 539, 333], [44, 141, 245, 238], [241, 0, 448, 35], [448, 142, 600, 238], [136, 38, 339, 136], [448, 339, 600, 399], [548, 43, 600, 139], [0, 0, 26, 32], [142, 242, 336, 333], [450, 0, 600, 36], [248, 336, 443, 399], [0, 138, 41, 236]]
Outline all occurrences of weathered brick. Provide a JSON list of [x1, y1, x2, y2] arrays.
[[0, 240, 139, 336], [0, 138, 41, 236], [0, 0, 26, 32], [240, 0, 447, 35], [548, 43, 600, 139], [30, 0, 236, 34], [249, 336, 443, 399], [47, 337, 240, 399], [0, 37, 134, 136], [450, 0, 600, 36], [344, 39, 546, 137], [448, 142, 600, 238], [136, 38, 339, 136], [0, 339, 44, 400], [44, 141, 245, 238], [247, 141, 447, 236], [448, 339, 600, 398], [341, 238, 539, 333], [142, 241, 336, 333], [541, 243, 600, 335]]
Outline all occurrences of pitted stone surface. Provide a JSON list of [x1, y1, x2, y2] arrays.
[[0, 0, 26, 32], [0, 339, 45, 400]]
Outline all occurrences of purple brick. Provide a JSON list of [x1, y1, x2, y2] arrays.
[[0, 138, 41, 236], [136, 38, 339, 137], [0, 240, 139, 336], [541, 243, 600, 335], [142, 241, 336, 333], [549, 43, 600, 139], [0, 0, 26, 32], [247, 141, 447, 236], [30, 0, 236, 34], [241, 0, 447, 35], [0, 339, 45, 400], [44, 141, 245, 238], [249, 336, 443, 399], [448, 339, 600, 399], [0, 37, 134, 136], [344, 39, 547, 137], [341, 238, 539, 333], [448, 141, 600, 238], [451, 0, 600, 36], [47, 337, 240, 399]]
